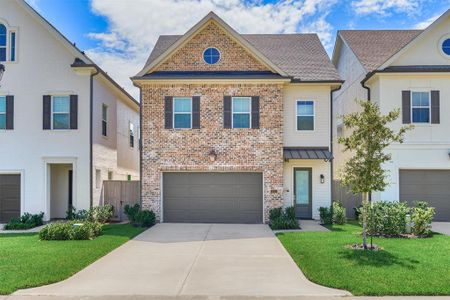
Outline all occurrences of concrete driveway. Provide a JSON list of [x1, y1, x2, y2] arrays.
[[15, 223, 349, 297], [432, 222, 450, 235]]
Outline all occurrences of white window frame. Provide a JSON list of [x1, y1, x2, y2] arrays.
[[129, 122, 135, 148], [410, 90, 431, 124], [102, 104, 108, 137], [231, 97, 251, 129], [296, 100, 315, 131], [0, 22, 19, 63], [9, 30, 16, 62], [202, 47, 221, 65], [51, 95, 71, 130], [0, 96, 6, 130], [173, 97, 192, 129]]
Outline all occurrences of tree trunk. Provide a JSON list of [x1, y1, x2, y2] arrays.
[[362, 192, 369, 249]]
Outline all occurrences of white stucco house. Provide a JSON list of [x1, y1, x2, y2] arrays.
[[0, 0, 140, 222], [332, 9, 450, 221]]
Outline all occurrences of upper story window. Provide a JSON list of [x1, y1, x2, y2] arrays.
[[129, 122, 135, 148], [52, 96, 70, 129], [102, 104, 108, 137], [232, 97, 251, 129], [173, 97, 192, 129], [0, 96, 6, 129], [442, 38, 450, 56], [296, 100, 314, 131], [203, 47, 220, 65], [411, 91, 430, 123], [0, 23, 17, 62]]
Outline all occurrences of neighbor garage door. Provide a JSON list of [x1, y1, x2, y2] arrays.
[[0, 174, 21, 223], [400, 170, 450, 221], [163, 172, 263, 223]]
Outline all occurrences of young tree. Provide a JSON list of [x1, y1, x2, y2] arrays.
[[338, 100, 412, 249]]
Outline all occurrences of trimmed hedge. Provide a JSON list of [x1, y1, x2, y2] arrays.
[[39, 221, 102, 240], [269, 207, 299, 230], [4, 212, 44, 230]]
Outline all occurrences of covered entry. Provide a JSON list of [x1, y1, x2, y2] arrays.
[[163, 172, 263, 223], [0, 174, 21, 223]]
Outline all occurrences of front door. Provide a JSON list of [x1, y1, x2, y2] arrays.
[[294, 168, 312, 219]]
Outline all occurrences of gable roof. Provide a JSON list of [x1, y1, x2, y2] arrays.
[[16, 0, 138, 107], [135, 13, 341, 82], [338, 30, 423, 72]]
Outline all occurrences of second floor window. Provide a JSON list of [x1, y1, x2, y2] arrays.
[[411, 91, 430, 123], [129, 122, 135, 148], [0, 96, 5, 129], [52, 96, 70, 129], [297, 100, 314, 131], [232, 97, 251, 129], [0, 24, 16, 62], [0, 24, 6, 62], [102, 104, 108, 136], [173, 97, 192, 129]]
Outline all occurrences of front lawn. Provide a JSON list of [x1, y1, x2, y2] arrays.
[[278, 222, 450, 296], [0, 224, 145, 294]]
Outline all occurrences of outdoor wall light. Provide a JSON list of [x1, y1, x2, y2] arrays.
[[0, 64, 5, 85], [208, 149, 217, 162], [320, 174, 325, 184]]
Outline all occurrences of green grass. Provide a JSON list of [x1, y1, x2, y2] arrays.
[[0, 224, 146, 294], [277, 222, 450, 296]]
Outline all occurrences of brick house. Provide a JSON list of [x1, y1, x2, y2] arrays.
[[132, 12, 342, 223]]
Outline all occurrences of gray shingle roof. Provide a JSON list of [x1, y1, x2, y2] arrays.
[[339, 30, 423, 72], [142, 34, 341, 82]]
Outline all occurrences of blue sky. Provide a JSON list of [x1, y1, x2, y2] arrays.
[[27, 0, 450, 97]]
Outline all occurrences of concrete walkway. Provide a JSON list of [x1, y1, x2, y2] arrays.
[[15, 223, 349, 297], [432, 222, 450, 235]]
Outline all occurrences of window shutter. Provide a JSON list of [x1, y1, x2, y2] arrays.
[[401, 91, 411, 124], [5, 95, 14, 130], [251, 96, 260, 129], [70, 95, 78, 129], [223, 96, 231, 129], [192, 96, 200, 129], [43, 95, 51, 130], [164, 96, 173, 129], [431, 90, 440, 124]]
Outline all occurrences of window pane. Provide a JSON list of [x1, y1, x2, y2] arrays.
[[102, 105, 107, 121], [0, 48, 5, 62], [297, 116, 314, 130], [295, 170, 309, 205], [412, 108, 430, 123], [0, 97, 5, 113], [233, 114, 250, 128], [297, 101, 314, 115], [174, 98, 192, 113], [174, 114, 191, 128], [53, 96, 70, 113], [10, 32, 15, 62], [0, 114, 5, 129], [53, 113, 70, 129], [233, 98, 251, 113], [102, 121, 107, 136], [412, 92, 429, 106], [443, 39, 450, 55], [0, 25, 6, 45], [204, 48, 220, 64]]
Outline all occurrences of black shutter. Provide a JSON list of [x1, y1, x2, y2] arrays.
[[70, 95, 78, 129], [223, 96, 231, 129], [251, 96, 260, 129], [402, 91, 411, 124], [192, 96, 200, 129], [43, 95, 51, 130], [164, 96, 173, 129], [431, 90, 440, 124], [5, 95, 14, 130]]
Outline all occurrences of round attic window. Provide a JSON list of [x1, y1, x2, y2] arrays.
[[442, 38, 450, 56], [203, 47, 220, 64]]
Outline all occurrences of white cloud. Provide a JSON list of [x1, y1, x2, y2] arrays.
[[414, 13, 440, 29], [87, 0, 338, 98], [351, 0, 420, 15]]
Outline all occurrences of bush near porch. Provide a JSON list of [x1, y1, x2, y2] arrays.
[[278, 222, 450, 296]]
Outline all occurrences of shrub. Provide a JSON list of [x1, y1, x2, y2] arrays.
[[66, 205, 113, 224], [319, 206, 333, 225], [66, 207, 88, 220], [4, 212, 44, 230], [124, 204, 155, 228], [332, 202, 346, 225], [365, 201, 409, 236], [269, 206, 299, 230], [39, 221, 102, 241], [124, 204, 140, 223], [411, 201, 435, 237]]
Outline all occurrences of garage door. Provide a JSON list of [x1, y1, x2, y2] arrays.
[[163, 172, 263, 223], [400, 170, 450, 221], [0, 175, 21, 223]]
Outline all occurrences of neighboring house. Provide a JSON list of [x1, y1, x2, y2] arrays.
[[132, 12, 342, 223], [0, 0, 139, 222], [332, 9, 450, 221]]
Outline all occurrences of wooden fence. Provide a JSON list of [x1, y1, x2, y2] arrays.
[[103, 181, 140, 221]]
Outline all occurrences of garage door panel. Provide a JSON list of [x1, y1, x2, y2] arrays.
[[163, 172, 262, 223], [400, 170, 450, 222]]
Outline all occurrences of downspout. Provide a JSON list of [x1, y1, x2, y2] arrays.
[[90, 68, 100, 208], [330, 85, 342, 204], [361, 77, 372, 202], [138, 87, 143, 209]]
